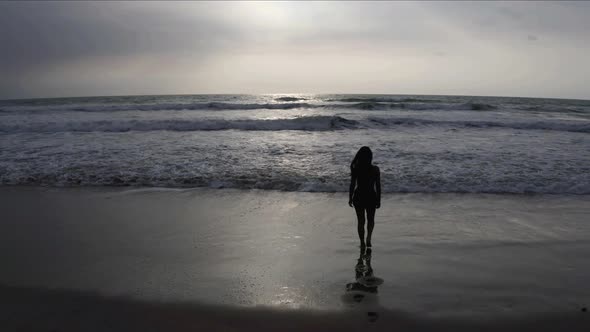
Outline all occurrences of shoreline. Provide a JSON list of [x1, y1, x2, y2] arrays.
[[2, 184, 590, 197]]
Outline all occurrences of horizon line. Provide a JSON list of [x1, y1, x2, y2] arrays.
[[2, 92, 589, 103]]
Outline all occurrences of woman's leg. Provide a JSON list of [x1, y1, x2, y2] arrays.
[[354, 205, 366, 247], [366, 206, 376, 247]]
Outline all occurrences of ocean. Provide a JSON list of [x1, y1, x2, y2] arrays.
[[1, 94, 589, 194]]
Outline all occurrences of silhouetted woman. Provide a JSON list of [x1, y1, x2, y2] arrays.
[[349, 146, 381, 248]]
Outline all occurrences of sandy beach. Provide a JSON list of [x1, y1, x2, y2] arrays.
[[1, 187, 589, 330]]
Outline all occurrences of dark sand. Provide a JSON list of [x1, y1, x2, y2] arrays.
[[1, 187, 589, 330]]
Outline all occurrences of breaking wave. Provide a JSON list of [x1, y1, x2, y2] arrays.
[[0, 116, 359, 133], [2, 116, 588, 133]]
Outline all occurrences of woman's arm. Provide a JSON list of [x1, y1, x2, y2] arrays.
[[375, 167, 381, 208], [349, 173, 356, 207]]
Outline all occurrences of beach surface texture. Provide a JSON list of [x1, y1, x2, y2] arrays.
[[1, 187, 589, 331]]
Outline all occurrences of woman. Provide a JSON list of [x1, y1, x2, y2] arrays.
[[348, 146, 381, 248]]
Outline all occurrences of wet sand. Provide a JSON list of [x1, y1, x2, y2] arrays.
[[1, 187, 589, 330]]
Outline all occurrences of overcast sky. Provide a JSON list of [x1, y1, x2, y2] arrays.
[[1, 1, 589, 100]]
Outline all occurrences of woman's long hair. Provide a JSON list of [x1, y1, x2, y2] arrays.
[[350, 146, 373, 175]]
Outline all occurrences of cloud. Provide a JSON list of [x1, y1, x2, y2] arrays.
[[0, 2, 242, 69], [0, 1, 589, 99], [0, 2, 252, 98]]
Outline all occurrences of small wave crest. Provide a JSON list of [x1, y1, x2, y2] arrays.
[[516, 105, 590, 114], [338, 102, 497, 111], [0, 101, 498, 113], [0, 102, 319, 113], [274, 97, 307, 102], [327, 97, 441, 103]]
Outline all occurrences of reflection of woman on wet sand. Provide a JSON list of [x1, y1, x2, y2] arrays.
[[346, 247, 382, 294], [349, 146, 381, 248], [342, 247, 384, 322]]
